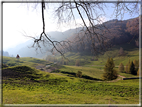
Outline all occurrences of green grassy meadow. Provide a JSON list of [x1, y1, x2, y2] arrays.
[[2, 56, 52, 67], [3, 79, 139, 104], [2, 44, 141, 104]]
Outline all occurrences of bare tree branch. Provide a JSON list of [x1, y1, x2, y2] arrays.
[[24, 0, 139, 58]]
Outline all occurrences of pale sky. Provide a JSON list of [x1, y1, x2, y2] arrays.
[[3, 2, 139, 51], [3, 3, 91, 50], [3, 3, 59, 50]]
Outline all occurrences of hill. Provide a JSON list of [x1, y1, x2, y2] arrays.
[[67, 17, 139, 53], [5, 17, 139, 59], [2, 56, 140, 104], [53, 42, 139, 68], [2, 56, 52, 68]]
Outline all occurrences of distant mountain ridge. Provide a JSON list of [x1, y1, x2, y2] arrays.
[[5, 27, 83, 58], [0, 51, 9, 57], [6, 17, 139, 58]]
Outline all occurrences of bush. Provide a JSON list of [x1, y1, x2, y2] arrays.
[[102, 57, 118, 80], [76, 71, 82, 78]]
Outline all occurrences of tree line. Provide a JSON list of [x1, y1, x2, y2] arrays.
[[119, 59, 139, 76]]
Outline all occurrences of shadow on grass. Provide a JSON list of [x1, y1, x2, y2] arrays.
[[52, 70, 102, 81], [82, 75, 102, 81]]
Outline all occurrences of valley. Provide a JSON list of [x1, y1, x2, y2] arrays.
[[1, 43, 140, 104], [1, 16, 141, 105]]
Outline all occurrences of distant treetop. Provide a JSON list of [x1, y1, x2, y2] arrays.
[[16, 54, 20, 59]]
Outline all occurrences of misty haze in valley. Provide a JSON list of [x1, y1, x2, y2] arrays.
[[4, 17, 139, 59]]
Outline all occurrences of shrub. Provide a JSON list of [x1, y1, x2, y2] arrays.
[[119, 63, 124, 72], [76, 71, 82, 78], [102, 57, 118, 80]]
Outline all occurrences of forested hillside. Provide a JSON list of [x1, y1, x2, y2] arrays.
[[68, 17, 139, 53]]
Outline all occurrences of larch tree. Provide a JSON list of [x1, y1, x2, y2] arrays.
[[119, 63, 124, 73], [125, 64, 128, 73]]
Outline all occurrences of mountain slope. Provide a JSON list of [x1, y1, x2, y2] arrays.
[[6, 28, 83, 58], [67, 17, 139, 53], [6, 17, 139, 58]]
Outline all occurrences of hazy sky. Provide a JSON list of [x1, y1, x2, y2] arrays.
[[3, 2, 139, 51], [3, 3, 89, 50]]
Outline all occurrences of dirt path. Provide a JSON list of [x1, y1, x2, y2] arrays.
[[118, 75, 126, 78], [106, 75, 126, 82]]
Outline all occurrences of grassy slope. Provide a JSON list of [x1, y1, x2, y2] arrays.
[[2, 65, 139, 104], [2, 64, 139, 104], [61, 43, 139, 66], [59, 65, 104, 79], [2, 44, 140, 104], [3, 75, 139, 104], [58, 43, 140, 78], [2, 56, 52, 67]]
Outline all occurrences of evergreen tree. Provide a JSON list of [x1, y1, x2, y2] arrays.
[[119, 63, 124, 72], [129, 61, 137, 75], [102, 57, 117, 80]]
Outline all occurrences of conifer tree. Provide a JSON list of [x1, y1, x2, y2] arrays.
[[128, 61, 136, 75], [119, 63, 124, 72], [102, 57, 117, 80]]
